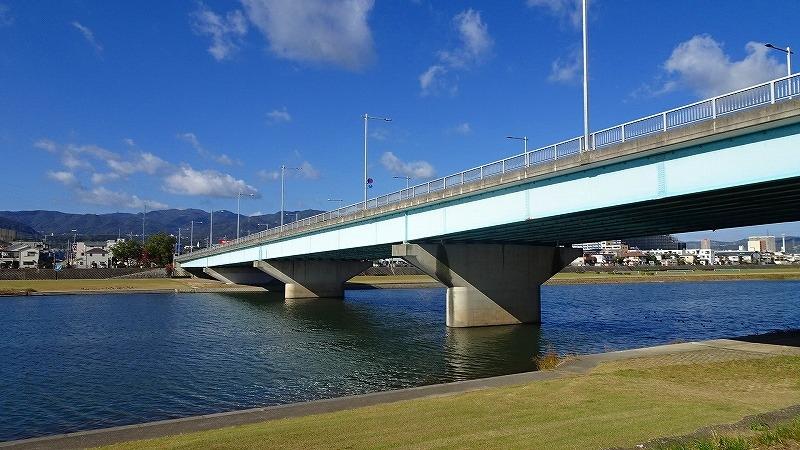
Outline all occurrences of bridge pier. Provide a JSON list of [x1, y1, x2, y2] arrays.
[[393, 243, 580, 327], [253, 259, 371, 299], [202, 266, 278, 287]]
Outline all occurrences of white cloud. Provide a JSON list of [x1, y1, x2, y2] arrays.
[[266, 107, 292, 123], [661, 35, 787, 98], [78, 187, 168, 210], [47, 170, 77, 186], [526, 0, 582, 29], [34, 138, 57, 152], [451, 122, 472, 135], [105, 152, 168, 175], [0, 4, 13, 27], [71, 21, 103, 53], [191, 3, 248, 61], [548, 49, 581, 83], [91, 172, 121, 185], [242, 0, 375, 70], [164, 165, 258, 198], [61, 151, 91, 170], [123, 138, 135, 146], [419, 9, 492, 95], [257, 169, 280, 181], [299, 161, 320, 179], [178, 132, 238, 165], [380, 152, 435, 178]]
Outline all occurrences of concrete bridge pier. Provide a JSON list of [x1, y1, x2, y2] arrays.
[[393, 243, 581, 328], [202, 266, 278, 287], [254, 259, 371, 299]]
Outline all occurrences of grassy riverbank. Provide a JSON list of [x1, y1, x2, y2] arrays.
[[348, 267, 800, 287], [100, 342, 800, 449], [2, 267, 798, 296], [0, 278, 260, 295]]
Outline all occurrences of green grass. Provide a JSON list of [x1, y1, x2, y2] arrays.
[[658, 416, 800, 449], [99, 355, 800, 450]]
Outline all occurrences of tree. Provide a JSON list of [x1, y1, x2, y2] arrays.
[[144, 233, 176, 267], [110, 239, 143, 267]]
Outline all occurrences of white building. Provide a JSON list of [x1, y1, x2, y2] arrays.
[[0, 242, 43, 268]]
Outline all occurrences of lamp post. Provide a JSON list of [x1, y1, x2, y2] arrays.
[[580, 0, 590, 153], [209, 209, 222, 248], [281, 165, 300, 228], [236, 191, 255, 239], [765, 43, 793, 77], [392, 175, 411, 189], [363, 113, 392, 209], [505, 136, 528, 152], [189, 220, 202, 253]]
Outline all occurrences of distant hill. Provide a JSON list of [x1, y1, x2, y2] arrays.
[[0, 209, 324, 246], [0, 216, 37, 237]]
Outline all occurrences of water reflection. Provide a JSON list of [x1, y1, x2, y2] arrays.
[[445, 324, 541, 379]]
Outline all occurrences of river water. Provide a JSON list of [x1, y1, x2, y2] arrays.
[[1, 281, 799, 441]]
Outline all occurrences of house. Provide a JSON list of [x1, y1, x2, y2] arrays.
[[0, 241, 44, 269]]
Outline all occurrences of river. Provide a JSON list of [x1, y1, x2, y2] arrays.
[[1, 280, 799, 441]]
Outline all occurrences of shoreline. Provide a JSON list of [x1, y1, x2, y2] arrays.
[[4, 335, 799, 449], [2, 269, 800, 296]]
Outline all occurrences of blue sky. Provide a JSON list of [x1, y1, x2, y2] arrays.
[[0, 0, 798, 241]]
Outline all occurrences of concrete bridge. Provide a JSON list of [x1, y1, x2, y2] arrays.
[[177, 75, 800, 327]]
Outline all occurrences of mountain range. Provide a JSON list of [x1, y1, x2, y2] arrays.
[[0, 209, 324, 245]]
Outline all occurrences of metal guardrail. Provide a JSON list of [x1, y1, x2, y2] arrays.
[[179, 73, 800, 261]]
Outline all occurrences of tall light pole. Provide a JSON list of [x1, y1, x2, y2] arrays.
[[393, 175, 411, 189], [581, 0, 590, 152], [209, 209, 221, 247], [142, 202, 147, 243], [765, 43, 793, 77], [189, 220, 202, 253], [363, 113, 392, 209], [506, 135, 528, 152], [281, 165, 300, 227], [236, 191, 255, 239]]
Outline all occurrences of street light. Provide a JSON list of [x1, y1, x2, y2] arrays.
[[235, 191, 255, 239], [189, 220, 203, 253], [281, 165, 300, 227], [209, 209, 223, 248], [581, 0, 590, 152], [363, 113, 392, 209], [765, 43, 794, 76], [505, 136, 528, 153], [392, 175, 411, 189]]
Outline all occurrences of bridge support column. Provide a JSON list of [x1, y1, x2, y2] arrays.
[[393, 243, 581, 327], [202, 266, 277, 287], [253, 260, 371, 299]]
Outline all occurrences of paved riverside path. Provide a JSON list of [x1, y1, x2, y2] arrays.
[[3, 338, 800, 450]]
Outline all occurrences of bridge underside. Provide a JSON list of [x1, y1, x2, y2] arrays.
[[274, 175, 800, 260]]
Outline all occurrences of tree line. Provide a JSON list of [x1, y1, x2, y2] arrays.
[[110, 233, 176, 268]]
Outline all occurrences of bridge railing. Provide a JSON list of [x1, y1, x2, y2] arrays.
[[179, 73, 800, 261]]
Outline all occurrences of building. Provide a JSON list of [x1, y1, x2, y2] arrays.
[[747, 236, 776, 253], [0, 241, 44, 268], [72, 241, 115, 268], [624, 235, 686, 251], [700, 239, 711, 250]]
